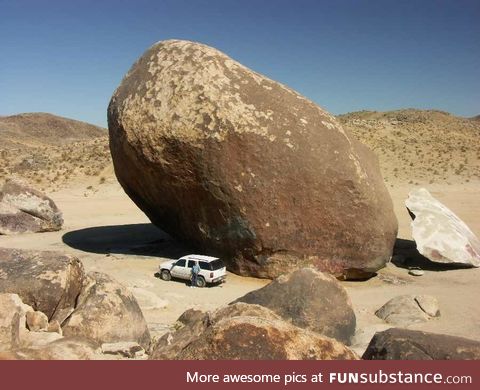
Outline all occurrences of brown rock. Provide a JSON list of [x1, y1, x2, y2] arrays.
[[0, 202, 43, 235], [7, 337, 102, 360], [233, 268, 356, 343], [108, 39, 397, 279], [0, 179, 63, 234], [363, 328, 480, 360], [62, 272, 150, 349], [26, 311, 49, 332], [150, 303, 357, 360], [0, 248, 85, 323]]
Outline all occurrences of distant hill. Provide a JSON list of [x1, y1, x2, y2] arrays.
[[0, 112, 106, 149], [338, 109, 480, 184], [0, 113, 110, 191]]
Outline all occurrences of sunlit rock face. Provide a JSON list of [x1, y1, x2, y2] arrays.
[[108, 39, 397, 279], [406, 188, 480, 267]]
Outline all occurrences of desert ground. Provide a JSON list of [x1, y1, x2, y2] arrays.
[[0, 174, 478, 354], [1, 111, 479, 355]]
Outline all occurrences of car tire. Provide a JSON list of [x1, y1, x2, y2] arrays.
[[160, 270, 171, 281], [196, 276, 206, 288]]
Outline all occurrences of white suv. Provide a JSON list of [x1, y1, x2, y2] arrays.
[[159, 254, 226, 287]]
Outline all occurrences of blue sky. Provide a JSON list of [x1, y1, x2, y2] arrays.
[[1, 0, 479, 127]]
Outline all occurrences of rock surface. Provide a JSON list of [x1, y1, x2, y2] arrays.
[[150, 303, 357, 360], [233, 268, 356, 343], [0, 293, 30, 350], [0, 179, 63, 234], [363, 328, 480, 360], [405, 188, 480, 267], [62, 272, 151, 349], [375, 295, 440, 326], [25, 311, 49, 332], [101, 342, 144, 358], [0, 248, 85, 323], [108, 39, 397, 279]]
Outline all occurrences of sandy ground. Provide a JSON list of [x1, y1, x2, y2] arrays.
[[0, 178, 479, 354]]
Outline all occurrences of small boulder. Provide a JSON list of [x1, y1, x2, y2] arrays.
[[232, 268, 355, 343], [375, 295, 440, 326], [363, 328, 480, 360], [0, 248, 85, 323], [0, 179, 63, 234], [150, 303, 357, 360], [62, 272, 151, 349], [101, 342, 144, 358], [26, 311, 48, 332], [405, 188, 480, 267]]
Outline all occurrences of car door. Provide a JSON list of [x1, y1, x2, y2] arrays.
[[170, 259, 186, 279]]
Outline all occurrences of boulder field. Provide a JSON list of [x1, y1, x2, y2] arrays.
[[108, 39, 397, 279]]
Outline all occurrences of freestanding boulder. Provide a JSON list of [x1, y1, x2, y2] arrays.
[[363, 328, 480, 360], [62, 272, 151, 349], [0, 248, 85, 323], [375, 295, 440, 326], [0, 179, 63, 234], [108, 39, 397, 279], [232, 268, 356, 344], [405, 188, 480, 267]]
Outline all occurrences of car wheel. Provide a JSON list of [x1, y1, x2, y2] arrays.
[[160, 270, 171, 281], [196, 276, 206, 288]]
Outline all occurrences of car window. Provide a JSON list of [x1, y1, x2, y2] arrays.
[[198, 261, 210, 270], [174, 259, 186, 267], [210, 259, 225, 270], [187, 260, 195, 268]]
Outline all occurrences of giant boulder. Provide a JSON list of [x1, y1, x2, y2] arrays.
[[405, 188, 480, 267], [232, 268, 356, 344], [0, 179, 63, 235], [108, 39, 398, 279], [0, 248, 85, 323]]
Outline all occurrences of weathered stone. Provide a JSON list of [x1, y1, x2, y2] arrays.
[[0, 179, 63, 234], [150, 303, 357, 360], [0, 202, 43, 235], [405, 188, 480, 267], [0, 248, 85, 323], [414, 295, 440, 317], [0, 293, 30, 350], [375, 295, 439, 326], [101, 342, 144, 358], [26, 311, 48, 332], [8, 337, 102, 360], [363, 328, 480, 360], [108, 39, 398, 279], [233, 268, 355, 343], [47, 320, 62, 335], [62, 272, 151, 349]]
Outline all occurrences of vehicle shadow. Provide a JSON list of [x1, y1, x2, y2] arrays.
[[391, 238, 471, 271], [62, 223, 192, 259]]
